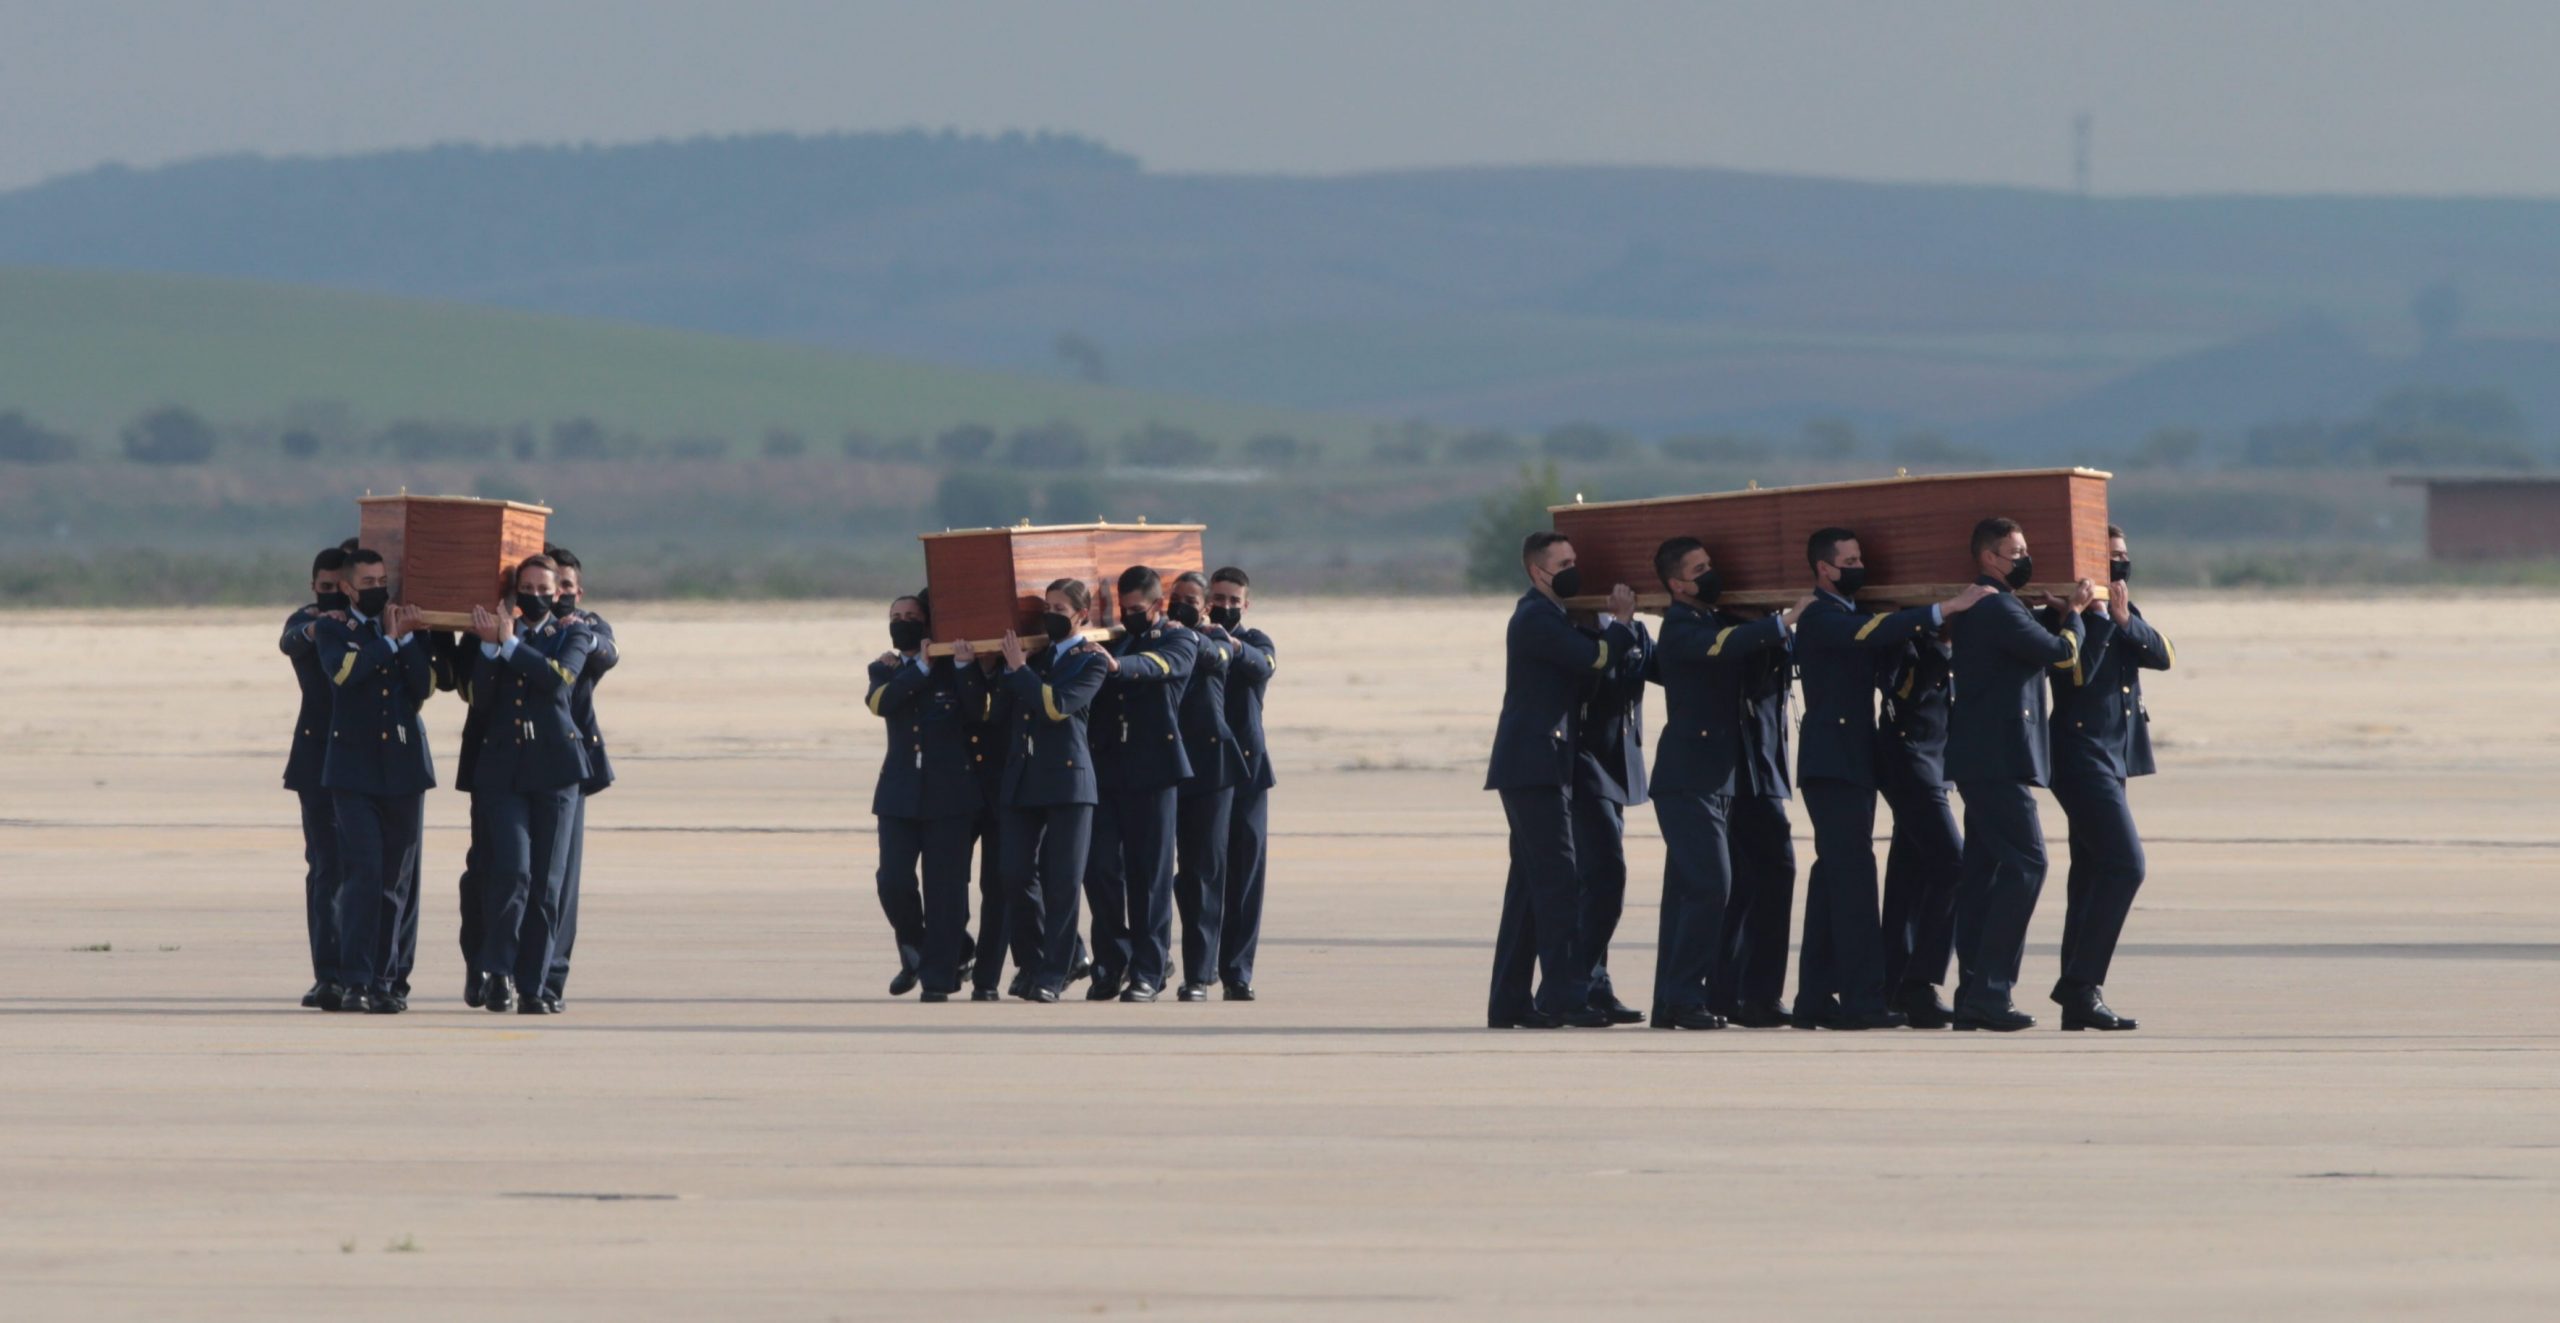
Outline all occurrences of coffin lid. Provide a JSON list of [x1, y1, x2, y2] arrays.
[[920, 520, 1207, 540], [1548, 466, 2112, 515], [359, 492, 554, 516]]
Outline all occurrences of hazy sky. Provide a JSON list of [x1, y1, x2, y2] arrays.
[[6, 0, 2557, 196]]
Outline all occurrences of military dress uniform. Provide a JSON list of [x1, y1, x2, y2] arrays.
[[965, 657, 1018, 999], [1570, 618, 1651, 1013], [1709, 612, 1801, 1022], [1217, 625, 1277, 993], [279, 603, 342, 988], [1876, 636, 1963, 996], [2046, 602, 2173, 1002], [546, 610, 618, 1004], [867, 650, 990, 996], [1083, 620, 1201, 997], [465, 615, 598, 1005], [430, 631, 490, 994], [997, 638, 1111, 998], [1945, 577, 2086, 1020], [1646, 603, 1790, 1021], [1485, 592, 1640, 1025], [314, 610, 437, 1006], [1173, 627, 1251, 992], [1791, 591, 1946, 1022]]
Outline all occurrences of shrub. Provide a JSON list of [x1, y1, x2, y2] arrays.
[[121, 406, 218, 465]]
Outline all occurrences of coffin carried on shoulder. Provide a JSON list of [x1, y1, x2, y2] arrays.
[[357, 493, 552, 628], [918, 520, 1208, 655], [1549, 467, 2111, 608]]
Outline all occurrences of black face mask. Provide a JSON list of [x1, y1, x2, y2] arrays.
[[2109, 559, 2132, 584], [557, 591, 580, 612], [354, 586, 390, 617], [1831, 565, 1868, 597], [1120, 609, 1154, 638], [1041, 611, 1075, 643], [1208, 605, 1241, 630], [2005, 554, 2035, 590], [315, 589, 349, 614], [516, 592, 555, 621], [1166, 600, 1201, 628], [888, 619, 928, 653], [1547, 565, 1584, 600], [1691, 569, 1724, 605]]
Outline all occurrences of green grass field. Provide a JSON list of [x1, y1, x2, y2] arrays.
[[0, 264, 1368, 446]]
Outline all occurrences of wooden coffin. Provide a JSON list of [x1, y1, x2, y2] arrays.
[[357, 493, 552, 628], [1549, 468, 2111, 609], [917, 520, 1207, 654]]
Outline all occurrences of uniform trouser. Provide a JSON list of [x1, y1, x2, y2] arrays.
[[544, 793, 587, 1000], [475, 785, 579, 990], [1085, 785, 1180, 989], [1953, 779, 2048, 1006], [1709, 793, 1796, 1012], [1878, 769, 1963, 989], [1796, 779, 1892, 1014], [872, 812, 931, 977], [970, 804, 1009, 995], [1174, 785, 1234, 987], [1649, 790, 1733, 1014], [2050, 773, 2146, 994], [456, 807, 485, 980], [1488, 785, 1590, 1020], [295, 789, 340, 983], [329, 790, 422, 993], [1569, 795, 1628, 1002], [1217, 783, 1270, 988], [879, 813, 979, 994], [1002, 803, 1094, 995]]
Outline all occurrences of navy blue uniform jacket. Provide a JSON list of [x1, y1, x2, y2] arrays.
[[1091, 620, 1201, 794], [867, 653, 989, 820], [315, 615, 437, 797], [998, 644, 1110, 809], [279, 605, 334, 792], [1574, 619, 1652, 806], [1221, 626, 1278, 791], [1945, 577, 2087, 787], [1178, 629, 1252, 794], [2048, 603, 2173, 781], [1795, 594, 1942, 788], [566, 610, 619, 795], [1649, 603, 1789, 798], [1484, 591, 1640, 791], [465, 619, 599, 794], [1875, 637, 1955, 786]]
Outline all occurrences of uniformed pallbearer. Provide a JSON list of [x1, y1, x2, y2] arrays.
[[1485, 532, 1639, 1030], [543, 547, 617, 1012], [281, 546, 349, 1007], [2042, 524, 2172, 1030], [1708, 575, 1803, 1028], [1875, 623, 1964, 1027], [1206, 567, 1275, 1000], [996, 580, 1112, 1002], [1167, 571, 1247, 1000], [1570, 600, 1651, 1024], [313, 549, 435, 1014], [1082, 566, 1200, 1003], [867, 593, 990, 1002], [1945, 517, 2092, 1031]]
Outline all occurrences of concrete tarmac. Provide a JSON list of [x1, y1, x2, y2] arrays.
[[0, 596, 2553, 1319]]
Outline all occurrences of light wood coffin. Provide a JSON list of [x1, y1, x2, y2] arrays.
[[918, 521, 1207, 655], [356, 494, 552, 628], [1549, 468, 2112, 609]]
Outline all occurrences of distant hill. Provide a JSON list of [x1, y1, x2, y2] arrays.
[[0, 264, 1363, 446], [7, 131, 2560, 442]]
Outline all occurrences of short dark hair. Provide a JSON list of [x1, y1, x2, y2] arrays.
[[1971, 517, 2022, 558], [1174, 570, 1208, 590], [312, 547, 348, 577], [1653, 536, 1704, 591], [2106, 524, 2125, 541], [1116, 565, 1162, 600], [911, 586, 932, 625], [1209, 565, 1250, 589], [338, 536, 361, 554], [1521, 530, 1571, 564], [545, 545, 582, 572], [1047, 577, 1091, 614], [345, 548, 385, 570], [1806, 527, 1856, 568], [510, 553, 559, 589]]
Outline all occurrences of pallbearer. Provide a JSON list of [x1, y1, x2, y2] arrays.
[[1876, 621, 1964, 1028], [461, 554, 598, 1014], [1945, 517, 2090, 1031], [866, 592, 989, 1002], [1081, 566, 1199, 1002], [313, 549, 435, 1014], [281, 546, 349, 1007], [542, 547, 617, 1012], [1485, 532, 1639, 1030], [964, 633, 1017, 1002], [996, 580, 1112, 1002], [1569, 595, 1652, 1025], [1206, 567, 1275, 1001], [1167, 571, 1246, 1000], [2042, 525, 2171, 1030], [1709, 581, 1802, 1029]]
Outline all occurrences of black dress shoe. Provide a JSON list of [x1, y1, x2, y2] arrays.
[[539, 996, 564, 1014], [1650, 1006, 1727, 1030], [1006, 970, 1031, 999], [888, 967, 920, 997], [1790, 997, 1841, 1030], [1953, 1000, 2036, 1032], [1012, 984, 1059, 1004], [368, 991, 408, 1015], [1555, 1006, 1615, 1028], [1826, 1006, 1908, 1031], [970, 988, 1002, 1002], [2055, 986, 2137, 1031], [1221, 982, 1255, 1002], [1590, 995, 1646, 1025], [920, 989, 950, 1003], [1892, 981, 1954, 1029], [1176, 983, 1210, 1002], [336, 987, 375, 1014], [301, 982, 327, 1009], [1085, 973, 1124, 1001], [1725, 1000, 1789, 1029], [483, 976, 517, 1013], [1120, 982, 1161, 1003], [1488, 1008, 1562, 1029], [956, 957, 974, 984], [516, 997, 556, 1015], [464, 972, 486, 1009], [1067, 955, 1094, 983]]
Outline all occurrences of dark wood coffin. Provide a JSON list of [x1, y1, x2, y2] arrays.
[[918, 520, 1208, 654], [357, 493, 552, 628], [1549, 467, 2111, 608]]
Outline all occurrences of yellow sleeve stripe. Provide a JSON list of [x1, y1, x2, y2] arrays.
[[1897, 670, 1915, 700], [1265, 653, 1277, 673], [2161, 636, 2177, 670], [1139, 651, 1168, 674], [867, 686, 887, 716], [547, 659, 577, 686], [2056, 629, 2084, 687], [331, 649, 358, 686], [1854, 615, 1885, 642], [1041, 684, 1065, 722], [1707, 626, 1736, 657], [1589, 639, 1610, 671]]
